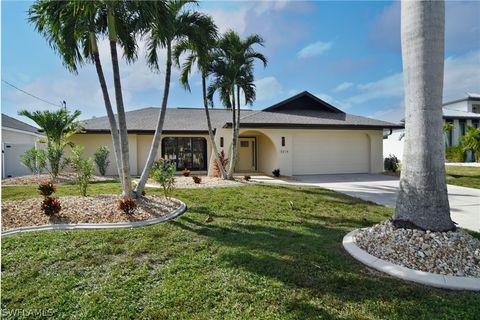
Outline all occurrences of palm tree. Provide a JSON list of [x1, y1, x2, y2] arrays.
[[393, 0, 454, 231], [443, 122, 454, 148], [207, 31, 267, 179], [28, 0, 155, 195], [19, 108, 82, 178], [135, 0, 216, 195], [173, 15, 228, 179]]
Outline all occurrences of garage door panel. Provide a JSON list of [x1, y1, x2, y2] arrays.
[[293, 132, 369, 175]]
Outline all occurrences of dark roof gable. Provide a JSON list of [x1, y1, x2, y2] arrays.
[[2, 114, 42, 134], [262, 91, 344, 114]]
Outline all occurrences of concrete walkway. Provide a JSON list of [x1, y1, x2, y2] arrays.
[[252, 174, 480, 232]]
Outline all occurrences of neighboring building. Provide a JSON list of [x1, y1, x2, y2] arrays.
[[74, 91, 400, 177], [383, 93, 480, 162], [1, 114, 44, 178]]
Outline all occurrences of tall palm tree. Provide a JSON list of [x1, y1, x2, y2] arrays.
[[173, 16, 228, 179], [28, 0, 154, 194], [207, 31, 267, 179], [135, 0, 215, 195], [393, 0, 454, 231], [460, 126, 480, 162]]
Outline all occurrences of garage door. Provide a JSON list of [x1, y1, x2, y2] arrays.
[[292, 131, 370, 175]]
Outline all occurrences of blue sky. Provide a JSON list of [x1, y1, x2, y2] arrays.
[[2, 0, 479, 126]]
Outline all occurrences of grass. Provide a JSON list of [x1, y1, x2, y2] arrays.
[[2, 183, 479, 319], [446, 165, 480, 189]]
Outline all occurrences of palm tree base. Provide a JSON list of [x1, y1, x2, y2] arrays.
[[391, 218, 456, 232]]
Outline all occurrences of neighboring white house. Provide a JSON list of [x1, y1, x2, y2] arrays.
[[72, 91, 401, 177], [1, 114, 44, 178], [383, 93, 480, 162]]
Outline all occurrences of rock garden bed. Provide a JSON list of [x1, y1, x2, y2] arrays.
[[355, 220, 480, 278], [2, 173, 114, 186], [145, 176, 249, 189], [1, 195, 181, 231]]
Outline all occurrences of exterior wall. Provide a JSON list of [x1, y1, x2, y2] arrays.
[[383, 129, 405, 162], [71, 132, 210, 176], [2, 128, 41, 145], [212, 128, 383, 176]]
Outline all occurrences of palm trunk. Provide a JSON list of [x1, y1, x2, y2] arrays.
[[203, 74, 227, 179], [393, 0, 454, 231], [226, 85, 237, 180], [108, 11, 132, 197], [135, 42, 172, 197], [91, 33, 123, 181]]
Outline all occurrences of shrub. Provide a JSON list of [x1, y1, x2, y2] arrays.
[[70, 146, 95, 196], [181, 168, 191, 177], [192, 175, 202, 184], [212, 150, 229, 177], [38, 181, 56, 196], [21, 147, 47, 175], [41, 196, 61, 216], [446, 145, 466, 162], [117, 198, 137, 215], [243, 175, 251, 181], [94, 146, 110, 176], [384, 154, 400, 173], [272, 169, 280, 177], [46, 144, 68, 178], [150, 158, 176, 198]]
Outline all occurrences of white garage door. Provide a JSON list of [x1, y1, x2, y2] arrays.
[[293, 131, 370, 175]]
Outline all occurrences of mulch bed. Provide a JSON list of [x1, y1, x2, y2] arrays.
[[1, 195, 181, 231], [2, 173, 114, 186], [145, 176, 249, 189]]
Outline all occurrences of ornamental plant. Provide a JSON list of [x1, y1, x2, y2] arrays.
[[212, 150, 229, 178], [181, 168, 191, 177], [192, 175, 202, 184], [21, 147, 47, 175], [38, 181, 56, 196], [41, 197, 62, 216], [117, 198, 137, 215], [150, 158, 176, 198], [70, 146, 95, 196], [94, 146, 110, 176]]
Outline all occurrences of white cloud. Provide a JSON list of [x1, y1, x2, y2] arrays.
[[202, 7, 248, 34], [297, 41, 333, 59], [254, 76, 284, 101], [347, 73, 403, 104], [333, 81, 354, 92], [314, 93, 351, 110]]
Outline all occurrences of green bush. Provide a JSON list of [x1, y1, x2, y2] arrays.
[[150, 158, 176, 198], [446, 145, 466, 162], [46, 144, 69, 178], [21, 147, 47, 175], [94, 146, 110, 176], [70, 146, 95, 196], [384, 154, 400, 173]]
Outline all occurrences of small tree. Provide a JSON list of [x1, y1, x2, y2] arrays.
[[21, 147, 47, 175], [70, 146, 95, 196], [94, 146, 110, 176], [150, 158, 176, 198]]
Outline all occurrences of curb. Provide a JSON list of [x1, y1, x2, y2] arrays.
[[1, 199, 187, 238], [343, 229, 480, 291]]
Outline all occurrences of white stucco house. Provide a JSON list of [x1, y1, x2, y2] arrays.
[[2, 114, 44, 178], [73, 91, 401, 177], [383, 93, 480, 162]]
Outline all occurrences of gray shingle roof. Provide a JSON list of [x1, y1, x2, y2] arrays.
[[443, 108, 480, 119], [2, 114, 42, 134], [82, 106, 400, 132]]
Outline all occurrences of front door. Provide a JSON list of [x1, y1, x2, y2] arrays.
[[236, 138, 256, 172]]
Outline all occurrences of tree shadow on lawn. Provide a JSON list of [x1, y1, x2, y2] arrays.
[[170, 209, 478, 318]]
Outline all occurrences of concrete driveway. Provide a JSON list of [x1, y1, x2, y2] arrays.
[[269, 174, 480, 232]]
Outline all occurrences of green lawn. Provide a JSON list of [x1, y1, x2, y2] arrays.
[[446, 165, 480, 189], [2, 184, 479, 319]]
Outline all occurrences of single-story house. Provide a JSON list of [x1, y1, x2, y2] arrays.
[[383, 93, 480, 162], [2, 113, 44, 178], [73, 91, 401, 176]]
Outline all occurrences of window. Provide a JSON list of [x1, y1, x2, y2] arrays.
[[220, 137, 224, 148], [240, 141, 249, 147], [162, 137, 207, 170], [281, 137, 285, 147], [473, 120, 479, 129], [472, 104, 480, 114]]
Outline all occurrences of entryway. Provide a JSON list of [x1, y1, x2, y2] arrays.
[[235, 137, 256, 172]]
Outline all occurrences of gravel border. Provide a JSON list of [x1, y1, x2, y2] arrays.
[[1, 199, 187, 238], [343, 229, 480, 291]]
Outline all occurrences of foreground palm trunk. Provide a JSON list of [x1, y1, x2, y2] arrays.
[[91, 34, 123, 181], [135, 43, 172, 196], [226, 87, 238, 180], [203, 75, 227, 179], [393, 0, 454, 231], [108, 12, 132, 197]]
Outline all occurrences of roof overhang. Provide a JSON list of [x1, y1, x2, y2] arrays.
[[80, 129, 209, 135], [223, 123, 404, 130]]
